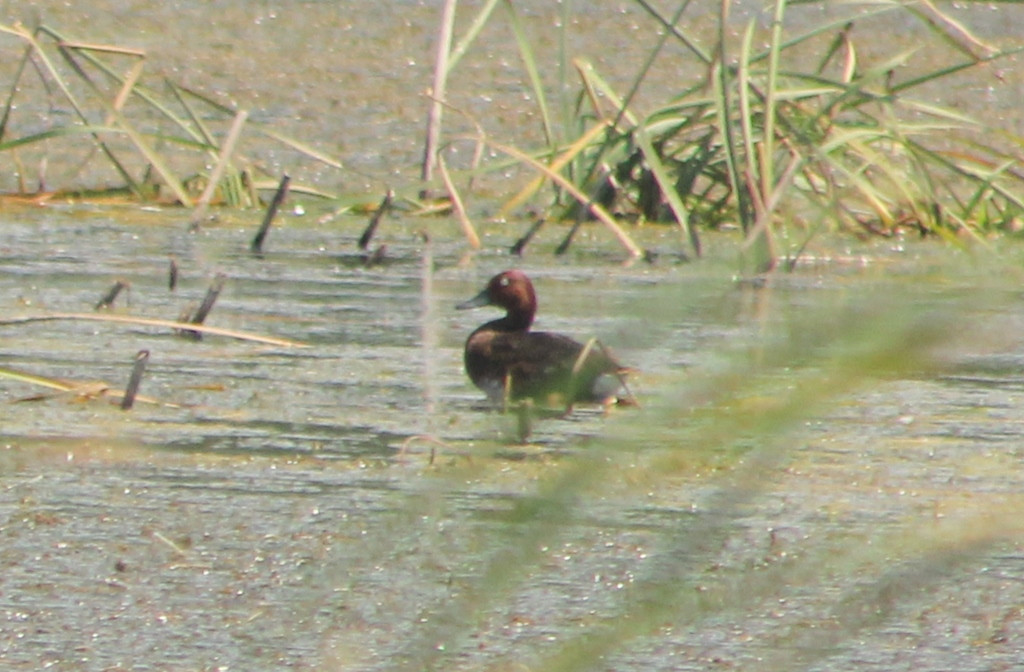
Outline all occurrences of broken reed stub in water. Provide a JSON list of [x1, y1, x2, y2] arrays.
[[120, 349, 149, 410], [363, 244, 387, 267], [251, 174, 290, 254], [510, 218, 545, 256], [556, 179, 608, 256], [555, 216, 585, 256], [168, 256, 179, 291], [358, 190, 394, 250], [95, 280, 130, 310], [178, 273, 227, 340]]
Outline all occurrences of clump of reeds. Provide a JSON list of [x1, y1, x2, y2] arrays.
[[422, 1, 1024, 266], [0, 22, 342, 208]]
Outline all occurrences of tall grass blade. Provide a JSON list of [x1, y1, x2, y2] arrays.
[[109, 58, 145, 113], [0, 42, 33, 141], [255, 126, 343, 169], [41, 29, 208, 148], [189, 109, 249, 228], [573, 58, 641, 128], [483, 136, 643, 258], [0, 366, 80, 392], [169, 80, 342, 188], [503, 0, 555, 148], [421, 0, 458, 185], [52, 40, 194, 204], [634, 125, 698, 254], [612, 0, 693, 133], [632, 0, 712, 64], [437, 150, 481, 249], [166, 79, 219, 148], [762, 0, 787, 195], [446, 0, 500, 71], [497, 119, 611, 220], [737, 20, 758, 180], [713, 63, 749, 233], [751, 7, 904, 66], [738, 19, 776, 275], [20, 28, 144, 198], [909, 0, 995, 60], [891, 45, 1024, 95], [0, 125, 125, 152], [557, 0, 573, 144], [0, 312, 305, 347]]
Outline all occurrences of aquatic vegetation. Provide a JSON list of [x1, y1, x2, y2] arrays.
[[425, 1, 1024, 266], [3, 3, 1021, 268], [0, 22, 342, 209]]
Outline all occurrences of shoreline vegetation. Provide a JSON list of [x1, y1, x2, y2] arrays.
[[2, 3, 1024, 268]]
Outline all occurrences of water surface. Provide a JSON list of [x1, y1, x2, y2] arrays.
[[3, 208, 1024, 671], [3, 1, 1024, 670]]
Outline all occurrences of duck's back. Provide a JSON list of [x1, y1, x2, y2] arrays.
[[464, 327, 624, 405]]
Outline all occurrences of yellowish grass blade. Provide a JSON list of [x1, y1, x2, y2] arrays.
[[483, 136, 643, 258], [437, 151, 480, 249], [0, 312, 306, 348], [496, 120, 612, 220], [189, 109, 249, 227]]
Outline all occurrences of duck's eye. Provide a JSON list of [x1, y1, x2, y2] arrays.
[[500, 277, 510, 287]]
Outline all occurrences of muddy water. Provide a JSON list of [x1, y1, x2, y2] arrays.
[[3, 1, 1024, 671], [3, 208, 1024, 672]]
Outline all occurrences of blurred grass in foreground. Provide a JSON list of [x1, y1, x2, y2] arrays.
[[384, 267, 1024, 671]]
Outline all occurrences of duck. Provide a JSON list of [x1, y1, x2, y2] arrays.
[[457, 269, 632, 408]]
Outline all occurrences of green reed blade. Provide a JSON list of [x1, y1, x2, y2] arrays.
[[446, 0, 500, 72], [635, 124, 696, 253], [892, 44, 1024, 94], [255, 126, 344, 169], [0, 41, 33, 141], [503, 0, 555, 148], [19, 27, 144, 198], [737, 19, 758, 182], [632, 0, 711, 64], [166, 79, 219, 148], [762, 0, 788, 195]]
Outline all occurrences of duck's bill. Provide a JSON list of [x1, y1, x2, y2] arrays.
[[456, 289, 491, 310]]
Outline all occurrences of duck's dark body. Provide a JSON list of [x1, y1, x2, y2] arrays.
[[457, 270, 628, 407]]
